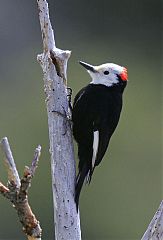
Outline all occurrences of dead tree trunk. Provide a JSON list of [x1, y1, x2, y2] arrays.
[[37, 0, 81, 239]]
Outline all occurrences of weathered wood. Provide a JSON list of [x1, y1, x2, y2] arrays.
[[141, 201, 163, 240], [0, 137, 42, 240], [37, 0, 81, 239], [1, 137, 21, 188]]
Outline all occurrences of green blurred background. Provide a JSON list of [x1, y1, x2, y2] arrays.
[[0, 0, 161, 239]]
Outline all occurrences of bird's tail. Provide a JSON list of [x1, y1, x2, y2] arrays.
[[75, 164, 89, 212]]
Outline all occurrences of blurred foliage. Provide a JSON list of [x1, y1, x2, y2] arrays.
[[0, 0, 161, 239]]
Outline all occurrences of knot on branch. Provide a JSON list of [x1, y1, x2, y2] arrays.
[[50, 49, 71, 83]]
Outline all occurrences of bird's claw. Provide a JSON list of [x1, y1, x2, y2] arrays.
[[67, 87, 73, 114]]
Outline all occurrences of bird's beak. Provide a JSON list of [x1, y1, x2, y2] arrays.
[[79, 61, 97, 72]]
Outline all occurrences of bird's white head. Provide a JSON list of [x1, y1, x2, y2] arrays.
[[79, 61, 128, 87]]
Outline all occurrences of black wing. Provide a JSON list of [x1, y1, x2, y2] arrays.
[[72, 84, 123, 209]]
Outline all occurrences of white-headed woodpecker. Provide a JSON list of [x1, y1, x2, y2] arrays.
[[72, 61, 128, 210]]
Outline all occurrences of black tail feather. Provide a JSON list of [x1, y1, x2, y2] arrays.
[[75, 164, 89, 212]]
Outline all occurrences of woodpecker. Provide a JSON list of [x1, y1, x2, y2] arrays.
[[72, 61, 128, 210]]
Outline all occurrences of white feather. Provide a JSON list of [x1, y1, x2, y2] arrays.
[[92, 130, 99, 169], [88, 63, 124, 87]]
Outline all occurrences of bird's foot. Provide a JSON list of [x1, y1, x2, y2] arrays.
[[52, 106, 72, 135], [67, 87, 73, 115]]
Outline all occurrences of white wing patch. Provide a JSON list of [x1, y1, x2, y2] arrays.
[[92, 130, 99, 169]]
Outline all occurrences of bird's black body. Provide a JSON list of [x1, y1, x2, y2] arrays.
[[72, 82, 127, 209]]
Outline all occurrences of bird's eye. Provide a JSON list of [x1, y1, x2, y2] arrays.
[[104, 71, 109, 75]]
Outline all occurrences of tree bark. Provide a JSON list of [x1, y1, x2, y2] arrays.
[[141, 200, 163, 240], [37, 0, 81, 239], [0, 137, 42, 240]]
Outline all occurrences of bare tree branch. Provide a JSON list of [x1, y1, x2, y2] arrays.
[[0, 137, 42, 240], [1, 137, 21, 188], [0, 182, 10, 198], [37, 0, 81, 239], [141, 200, 163, 240]]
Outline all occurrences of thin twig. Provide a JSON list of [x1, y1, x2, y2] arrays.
[[30, 145, 41, 176], [1, 137, 21, 187], [0, 182, 9, 198]]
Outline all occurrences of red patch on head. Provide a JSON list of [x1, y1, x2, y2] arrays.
[[120, 67, 128, 81]]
